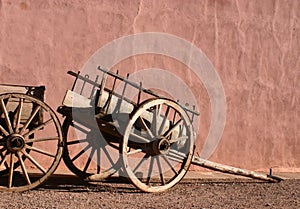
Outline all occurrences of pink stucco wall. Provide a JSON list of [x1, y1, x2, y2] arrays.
[[0, 0, 299, 172]]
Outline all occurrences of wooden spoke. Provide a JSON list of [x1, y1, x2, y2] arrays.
[[166, 149, 187, 163], [169, 149, 187, 158], [15, 98, 24, 132], [25, 145, 56, 158], [8, 153, 14, 188], [162, 155, 178, 175], [23, 118, 53, 138], [127, 149, 143, 156], [152, 104, 161, 136], [179, 123, 184, 136], [0, 151, 9, 170], [158, 106, 170, 136], [19, 106, 41, 134], [169, 135, 188, 143], [0, 125, 9, 136], [172, 109, 177, 124], [133, 154, 150, 173], [26, 136, 60, 144], [16, 152, 31, 185], [130, 132, 150, 143], [71, 144, 92, 162], [156, 157, 165, 185], [0, 99, 13, 134], [156, 104, 162, 117], [21, 150, 46, 174], [83, 147, 96, 172], [166, 156, 183, 163], [138, 117, 154, 139], [164, 119, 183, 138]]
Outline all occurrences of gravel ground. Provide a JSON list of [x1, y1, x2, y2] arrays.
[[0, 176, 299, 209]]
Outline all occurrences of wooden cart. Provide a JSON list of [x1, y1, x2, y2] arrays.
[[58, 66, 281, 193], [0, 85, 63, 192], [58, 66, 199, 192]]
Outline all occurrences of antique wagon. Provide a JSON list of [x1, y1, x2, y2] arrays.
[[58, 66, 281, 193], [0, 66, 280, 192], [58, 66, 199, 192]]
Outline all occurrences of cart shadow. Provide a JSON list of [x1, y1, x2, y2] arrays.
[[37, 174, 276, 193], [37, 174, 141, 193]]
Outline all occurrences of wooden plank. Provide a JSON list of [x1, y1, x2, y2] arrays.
[[62, 89, 135, 114], [0, 85, 45, 124], [62, 90, 93, 108], [0, 85, 29, 94], [0, 85, 45, 101]]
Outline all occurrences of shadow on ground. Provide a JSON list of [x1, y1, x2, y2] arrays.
[[38, 173, 278, 193]]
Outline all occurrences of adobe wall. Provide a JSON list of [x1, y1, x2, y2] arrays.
[[0, 0, 299, 172]]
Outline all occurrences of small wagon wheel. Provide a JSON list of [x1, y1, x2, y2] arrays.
[[62, 118, 121, 181], [122, 98, 195, 192], [0, 93, 63, 192]]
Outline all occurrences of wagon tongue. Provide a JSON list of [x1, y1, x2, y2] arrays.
[[192, 156, 283, 182]]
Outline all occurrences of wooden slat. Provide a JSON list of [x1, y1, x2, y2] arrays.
[[0, 85, 45, 100], [0, 85, 45, 124]]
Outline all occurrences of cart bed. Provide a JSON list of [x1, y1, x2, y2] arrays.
[[0, 84, 45, 124]]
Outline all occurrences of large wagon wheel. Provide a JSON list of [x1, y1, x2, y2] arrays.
[[0, 93, 63, 192], [122, 98, 195, 192], [62, 118, 121, 181]]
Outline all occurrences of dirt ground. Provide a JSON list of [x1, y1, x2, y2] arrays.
[[0, 175, 299, 209]]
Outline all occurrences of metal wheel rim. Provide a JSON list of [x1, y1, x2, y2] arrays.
[[122, 98, 195, 192]]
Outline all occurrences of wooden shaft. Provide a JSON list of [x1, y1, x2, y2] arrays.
[[192, 156, 282, 182]]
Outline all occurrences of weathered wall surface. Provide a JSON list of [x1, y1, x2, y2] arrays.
[[0, 0, 299, 172]]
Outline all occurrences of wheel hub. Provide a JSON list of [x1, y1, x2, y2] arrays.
[[152, 137, 170, 155], [6, 134, 25, 152]]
